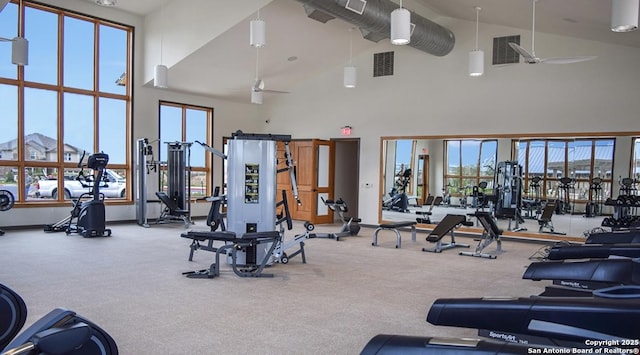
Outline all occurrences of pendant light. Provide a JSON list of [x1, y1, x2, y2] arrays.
[[344, 28, 356, 88], [611, 0, 639, 32], [0, 0, 28, 65], [390, 0, 411, 45], [469, 7, 484, 77], [250, 9, 266, 47], [154, 2, 168, 88]]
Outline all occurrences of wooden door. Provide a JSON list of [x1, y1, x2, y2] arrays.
[[277, 140, 334, 224]]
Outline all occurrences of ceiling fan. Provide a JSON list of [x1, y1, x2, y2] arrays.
[[250, 49, 288, 104], [509, 0, 597, 64]]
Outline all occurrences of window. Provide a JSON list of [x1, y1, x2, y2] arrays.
[[634, 138, 640, 179], [444, 139, 497, 196], [0, 1, 132, 202], [516, 138, 615, 201], [159, 101, 212, 198]]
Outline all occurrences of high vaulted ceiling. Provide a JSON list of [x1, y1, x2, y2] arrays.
[[101, 0, 640, 102]]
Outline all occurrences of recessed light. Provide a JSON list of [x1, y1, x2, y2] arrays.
[[287, 56, 298, 62], [562, 17, 578, 23], [95, 0, 117, 7]]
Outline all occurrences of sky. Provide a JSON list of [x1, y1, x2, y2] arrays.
[[1, 3, 128, 164]]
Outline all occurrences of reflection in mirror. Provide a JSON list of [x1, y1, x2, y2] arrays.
[[381, 135, 631, 241]]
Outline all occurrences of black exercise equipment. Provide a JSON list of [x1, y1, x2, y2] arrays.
[[523, 257, 640, 291], [536, 200, 565, 235], [459, 211, 502, 259], [414, 196, 442, 224], [382, 168, 412, 213], [548, 243, 640, 260], [3, 308, 118, 355], [0, 189, 15, 236], [421, 214, 471, 253], [44, 152, 112, 237], [585, 177, 604, 218], [1, 283, 117, 355], [427, 290, 640, 347], [586, 230, 640, 244], [0, 284, 27, 351], [522, 176, 542, 219], [471, 181, 488, 210], [360, 334, 544, 355], [555, 177, 574, 215], [155, 191, 190, 226], [182, 230, 283, 279], [180, 187, 226, 261], [372, 221, 416, 249], [306, 197, 360, 241], [182, 190, 302, 279]]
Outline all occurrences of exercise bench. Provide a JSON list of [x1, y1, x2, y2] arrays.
[[180, 190, 226, 261], [182, 230, 282, 279], [422, 214, 471, 253], [372, 221, 416, 248], [460, 211, 503, 259], [155, 191, 191, 227]]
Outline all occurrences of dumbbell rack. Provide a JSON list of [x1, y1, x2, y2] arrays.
[[602, 195, 640, 229]]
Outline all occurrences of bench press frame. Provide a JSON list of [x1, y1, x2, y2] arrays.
[[182, 231, 282, 279]]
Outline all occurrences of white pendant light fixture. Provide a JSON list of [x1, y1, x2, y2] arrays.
[[154, 2, 168, 88], [611, 0, 639, 32], [344, 28, 356, 88], [469, 6, 484, 77], [390, 0, 411, 45], [250, 9, 266, 47], [251, 90, 263, 104], [0, 0, 28, 66]]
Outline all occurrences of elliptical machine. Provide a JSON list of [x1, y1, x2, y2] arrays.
[[45, 152, 112, 237], [382, 168, 412, 213], [73, 152, 112, 237]]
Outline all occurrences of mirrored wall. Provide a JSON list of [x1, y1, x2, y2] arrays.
[[380, 133, 640, 241]]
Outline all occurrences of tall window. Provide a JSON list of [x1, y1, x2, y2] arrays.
[[159, 101, 212, 198], [0, 1, 132, 202], [515, 138, 615, 201], [444, 139, 497, 195]]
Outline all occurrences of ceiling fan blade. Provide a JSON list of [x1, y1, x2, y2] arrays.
[[261, 89, 290, 94], [540, 56, 597, 64], [508, 43, 538, 63]]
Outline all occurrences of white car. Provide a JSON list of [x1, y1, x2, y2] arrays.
[[36, 169, 126, 199]]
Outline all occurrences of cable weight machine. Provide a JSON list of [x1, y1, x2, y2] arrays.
[[135, 138, 193, 227]]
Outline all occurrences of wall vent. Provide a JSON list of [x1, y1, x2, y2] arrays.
[[492, 35, 520, 65], [373, 51, 394, 77]]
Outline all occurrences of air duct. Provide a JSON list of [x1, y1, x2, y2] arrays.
[[295, 0, 455, 56]]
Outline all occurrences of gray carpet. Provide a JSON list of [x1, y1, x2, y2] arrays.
[[0, 221, 551, 354]]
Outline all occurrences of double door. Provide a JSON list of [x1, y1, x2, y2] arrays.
[[277, 139, 335, 225]]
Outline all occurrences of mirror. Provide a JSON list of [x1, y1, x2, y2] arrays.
[[380, 133, 637, 241]]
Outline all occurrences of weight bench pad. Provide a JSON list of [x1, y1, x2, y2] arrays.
[[372, 222, 417, 248], [181, 231, 236, 242]]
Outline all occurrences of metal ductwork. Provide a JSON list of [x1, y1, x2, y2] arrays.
[[295, 0, 455, 56]]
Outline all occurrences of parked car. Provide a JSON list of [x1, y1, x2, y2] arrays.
[[36, 169, 126, 199]]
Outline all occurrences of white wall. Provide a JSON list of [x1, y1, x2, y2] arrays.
[[262, 18, 640, 225]]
